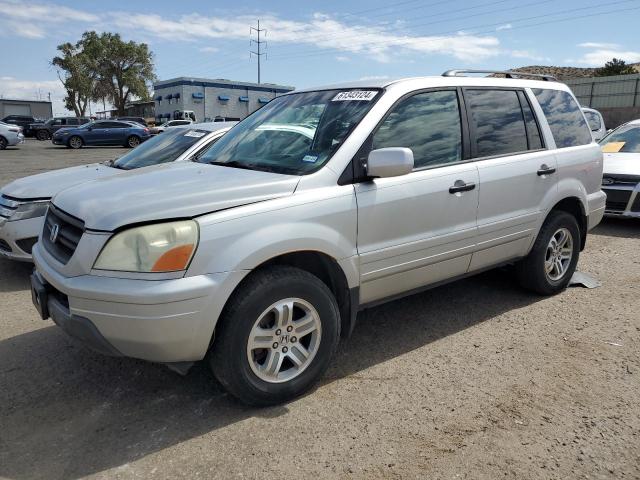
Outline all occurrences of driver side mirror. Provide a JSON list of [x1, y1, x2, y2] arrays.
[[366, 147, 414, 178]]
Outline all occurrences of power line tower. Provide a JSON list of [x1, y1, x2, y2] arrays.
[[250, 20, 267, 84]]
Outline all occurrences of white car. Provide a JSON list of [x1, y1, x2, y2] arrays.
[[582, 107, 607, 142], [599, 119, 640, 217], [30, 71, 605, 405], [0, 122, 235, 261], [0, 121, 25, 149], [150, 119, 194, 135]]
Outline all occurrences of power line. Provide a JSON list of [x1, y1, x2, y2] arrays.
[[250, 19, 267, 83]]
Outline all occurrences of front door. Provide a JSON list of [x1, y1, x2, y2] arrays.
[[354, 89, 479, 304]]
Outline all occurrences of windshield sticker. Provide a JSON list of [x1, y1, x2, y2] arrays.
[[302, 155, 319, 163], [332, 90, 378, 102], [601, 141, 625, 153], [184, 130, 206, 138]]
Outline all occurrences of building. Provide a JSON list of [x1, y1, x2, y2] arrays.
[[95, 100, 155, 121], [565, 73, 640, 128], [0, 98, 52, 120], [152, 77, 294, 123]]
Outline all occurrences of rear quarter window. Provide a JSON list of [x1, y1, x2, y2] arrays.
[[533, 89, 592, 148]]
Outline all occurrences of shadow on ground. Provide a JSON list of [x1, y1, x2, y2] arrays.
[[0, 258, 33, 293], [0, 266, 543, 480], [590, 216, 639, 239]]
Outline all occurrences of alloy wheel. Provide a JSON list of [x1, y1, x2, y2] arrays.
[[545, 227, 573, 281]]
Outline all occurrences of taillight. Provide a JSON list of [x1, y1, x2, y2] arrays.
[[143, 128, 149, 132]]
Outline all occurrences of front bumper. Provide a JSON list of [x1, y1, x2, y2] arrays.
[[602, 182, 640, 218], [32, 243, 247, 362], [52, 137, 67, 145], [0, 215, 44, 262]]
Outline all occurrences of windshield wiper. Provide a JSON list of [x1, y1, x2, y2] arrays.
[[209, 160, 259, 171]]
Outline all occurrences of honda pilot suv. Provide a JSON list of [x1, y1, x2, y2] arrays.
[[30, 71, 606, 406]]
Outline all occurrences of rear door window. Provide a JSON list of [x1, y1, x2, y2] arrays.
[[372, 90, 463, 169], [465, 89, 528, 157], [532, 89, 592, 148], [518, 91, 543, 150]]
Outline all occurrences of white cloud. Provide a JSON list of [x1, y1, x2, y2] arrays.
[[578, 42, 620, 50], [510, 50, 551, 62], [0, 0, 98, 39], [574, 43, 640, 66], [199, 46, 220, 53], [496, 24, 513, 31], [0, 77, 70, 115], [336, 56, 350, 62]]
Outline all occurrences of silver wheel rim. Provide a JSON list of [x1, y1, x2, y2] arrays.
[[70, 137, 81, 148], [129, 137, 139, 147], [545, 227, 573, 281], [246, 297, 322, 384]]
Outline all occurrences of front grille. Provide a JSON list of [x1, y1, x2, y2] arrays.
[[42, 205, 84, 265], [631, 195, 640, 213], [16, 237, 38, 254], [0, 239, 11, 252], [0, 195, 19, 221], [602, 174, 640, 187], [603, 188, 632, 212]]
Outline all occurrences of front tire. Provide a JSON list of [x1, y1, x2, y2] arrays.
[[126, 135, 140, 148], [0, 136, 7, 150], [517, 211, 580, 295], [36, 130, 49, 141], [210, 266, 340, 406], [68, 136, 83, 149]]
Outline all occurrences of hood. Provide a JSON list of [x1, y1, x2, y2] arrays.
[[603, 153, 640, 177], [52, 161, 300, 231], [2, 164, 118, 200]]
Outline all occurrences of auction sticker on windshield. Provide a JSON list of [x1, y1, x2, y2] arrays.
[[332, 91, 378, 101], [184, 131, 206, 138]]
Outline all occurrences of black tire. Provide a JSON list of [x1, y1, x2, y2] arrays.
[[36, 130, 49, 141], [209, 266, 340, 406], [68, 136, 83, 149], [126, 135, 140, 148], [0, 136, 7, 150], [517, 211, 580, 295]]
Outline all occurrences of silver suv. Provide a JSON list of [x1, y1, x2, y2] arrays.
[[30, 71, 606, 405]]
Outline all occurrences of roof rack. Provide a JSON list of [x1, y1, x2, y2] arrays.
[[442, 69, 558, 82]]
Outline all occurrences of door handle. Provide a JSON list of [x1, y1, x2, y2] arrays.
[[449, 180, 476, 194], [537, 164, 556, 176]]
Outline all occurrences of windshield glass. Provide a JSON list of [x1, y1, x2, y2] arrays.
[[197, 89, 380, 175], [113, 128, 211, 169], [599, 125, 640, 153]]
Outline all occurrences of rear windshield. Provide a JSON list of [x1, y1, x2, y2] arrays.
[[583, 111, 602, 131], [113, 128, 210, 169], [599, 125, 640, 153]]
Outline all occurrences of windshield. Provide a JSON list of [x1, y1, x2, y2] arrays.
[[599, 125, 640, 153], [583, 111, 601, 131], [197, 89, 380, 175], [113, 128, 211, 169]]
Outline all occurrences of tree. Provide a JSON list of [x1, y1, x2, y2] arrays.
[[52, 41, 96, 116], [595, 58, 637, 77], [87, 32, 156, 116]]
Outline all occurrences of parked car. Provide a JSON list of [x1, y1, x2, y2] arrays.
[[0, 121, 25, 149], [32, 117, 91, 140], [51, 120, 152, 149], [150, 119, 194, 135], [599, 119, 640, 217], [1, 115, 40, 137], [30, 71, 605, 406], [116, 117, 148, 126], [582, 107, 607, 142], [0, 122, 235, 262]]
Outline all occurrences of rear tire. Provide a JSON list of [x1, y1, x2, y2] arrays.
[[68, 136, 83, 149], [0, 136, 7, 150], [210, 266, 340, 406], [517, 211, 580, 295], [126, 135, 140, 148], [36, 130, 49, 141]]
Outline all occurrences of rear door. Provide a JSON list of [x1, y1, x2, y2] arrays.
[[354, 89, 479, 304], [463, 88, 556, 271]]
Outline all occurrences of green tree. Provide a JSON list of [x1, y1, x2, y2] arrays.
[[86, 32, 156, 116], [595, 58, 636, 77], [52, 41, 96, 116]]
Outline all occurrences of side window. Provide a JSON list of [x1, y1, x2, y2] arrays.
[[465, 89, 528, 157], [67, 118, 78, 125], [517, 91, 543, 150], [532, 89, 592, 148], [372, 90, 462, 169], [52, 119, 63, 126], [583, 111, 601, 132]]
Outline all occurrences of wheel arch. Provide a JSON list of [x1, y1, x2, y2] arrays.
[[547, 196, 588, 250]]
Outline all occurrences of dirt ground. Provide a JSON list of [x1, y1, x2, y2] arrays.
[[0, 140, 639, 479]]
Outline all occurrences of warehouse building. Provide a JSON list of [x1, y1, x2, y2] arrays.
[[153, 77, 295, 123], [566, 73, 640, 128], [0, 98, 52, 120]]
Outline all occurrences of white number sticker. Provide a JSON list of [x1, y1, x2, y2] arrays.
[[332, 90, 378, 102], [184, 131, 206, 138]]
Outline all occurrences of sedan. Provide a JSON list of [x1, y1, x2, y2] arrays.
[[599, 119, 640, 217], [52, 120, 151, 149], [0, 121, 25, 149]]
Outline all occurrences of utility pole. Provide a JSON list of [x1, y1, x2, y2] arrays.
[[250, 20, 266, 84]]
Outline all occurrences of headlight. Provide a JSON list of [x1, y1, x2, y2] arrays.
[[10, 201, 49, 221], [94, 220, 199, 273]]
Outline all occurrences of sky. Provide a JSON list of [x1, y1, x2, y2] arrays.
[[1, 0, 639, 115]]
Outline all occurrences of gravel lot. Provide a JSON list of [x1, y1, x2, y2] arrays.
[[1, 140, 639, 479]]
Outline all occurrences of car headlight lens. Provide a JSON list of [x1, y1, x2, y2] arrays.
[[10, 201, 49, 221], [94, 220, 199, 273]]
